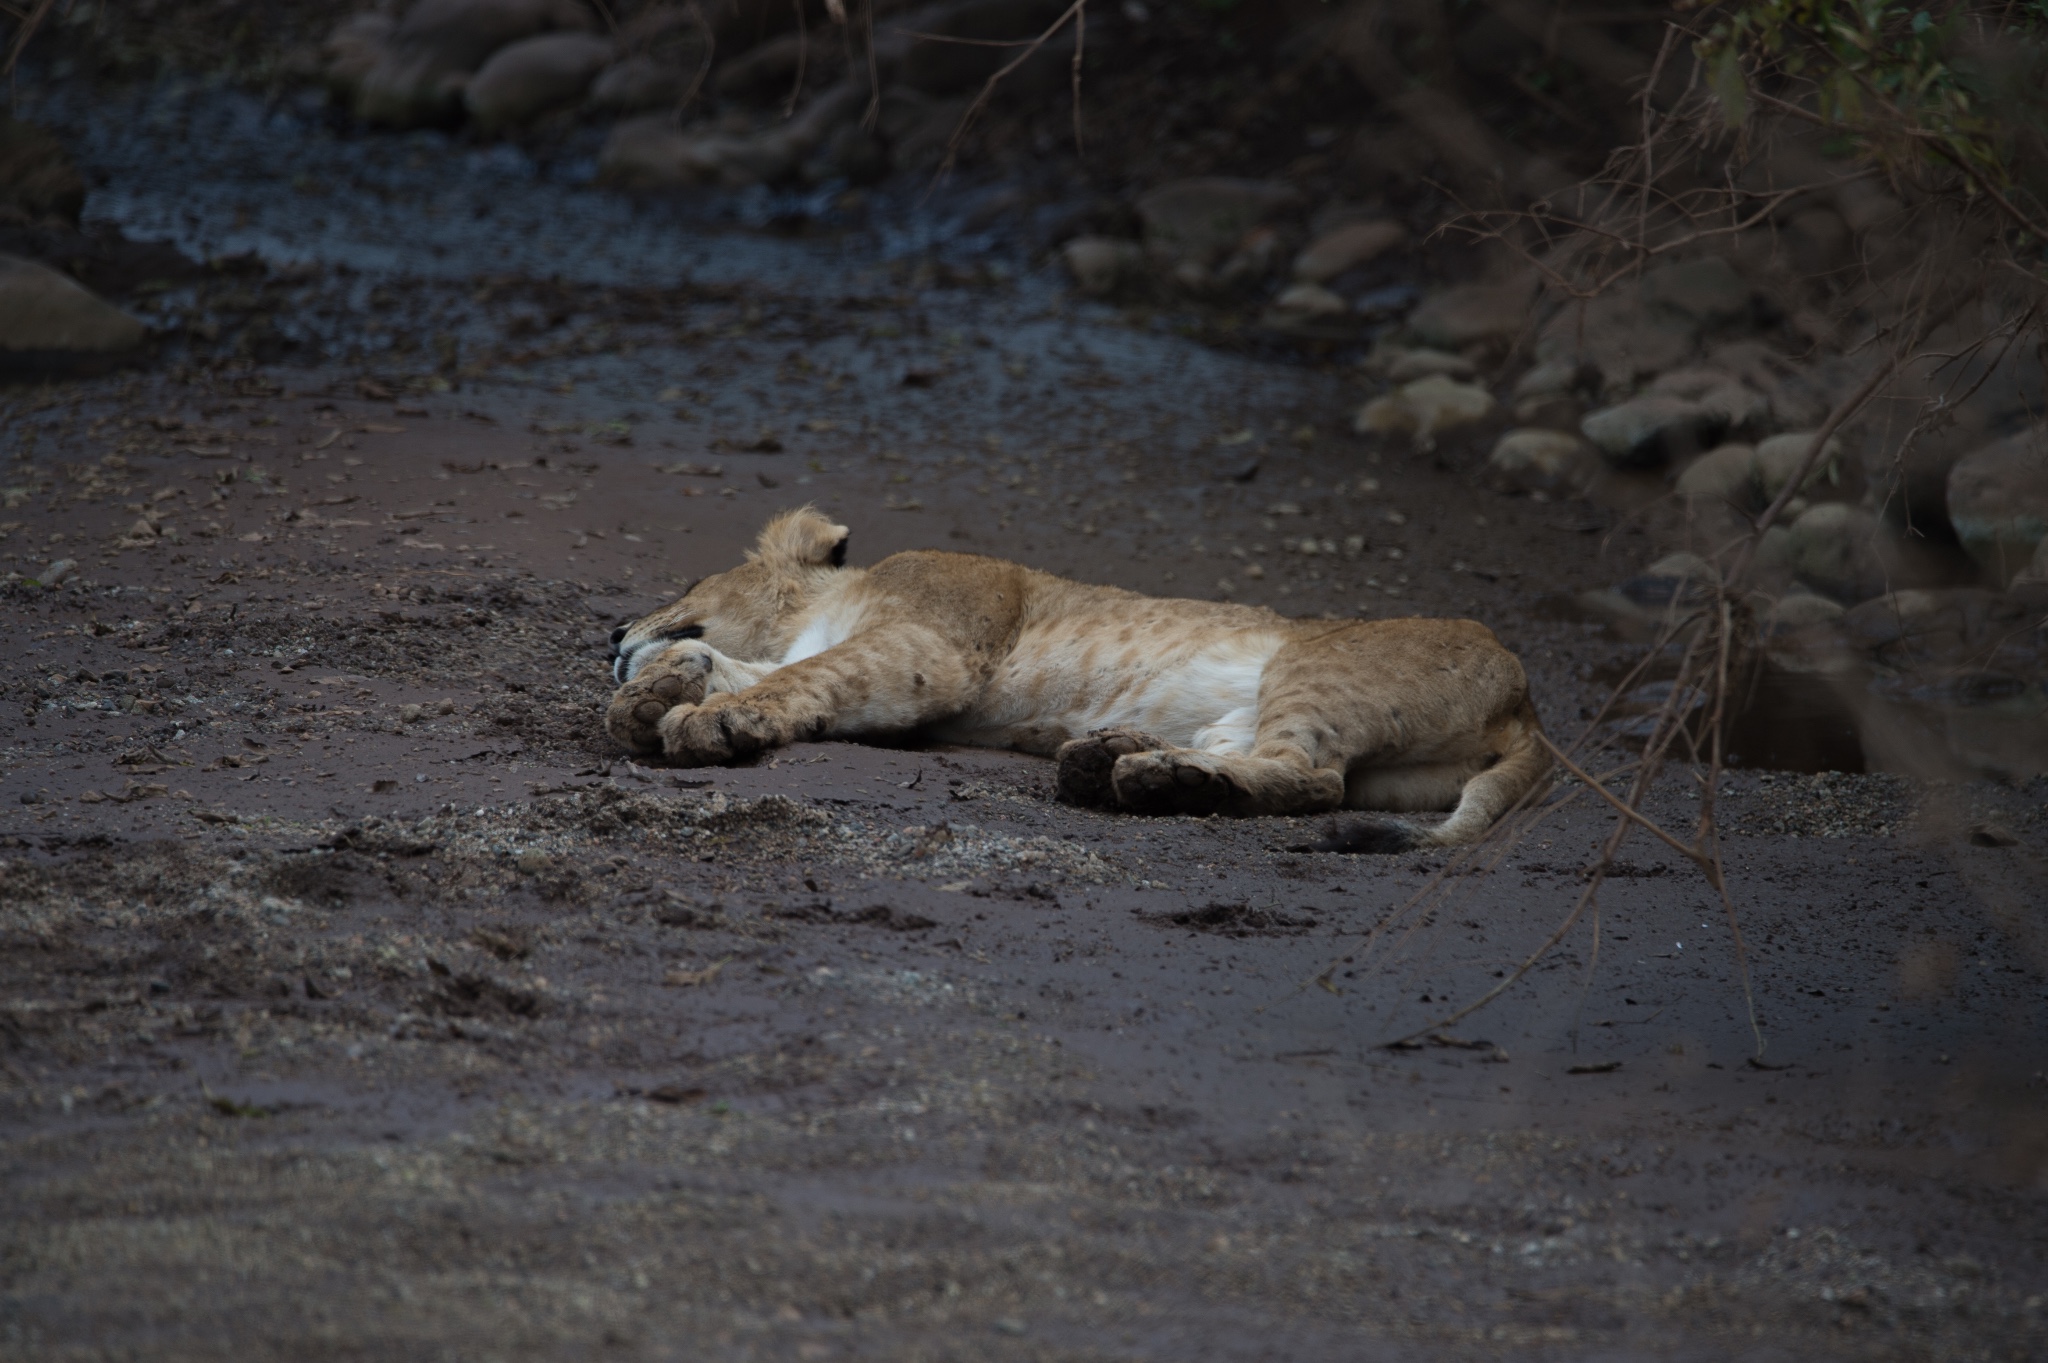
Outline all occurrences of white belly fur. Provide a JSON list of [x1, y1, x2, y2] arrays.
[[946, 627, 1283, 752], [779, 597, 862, 665]]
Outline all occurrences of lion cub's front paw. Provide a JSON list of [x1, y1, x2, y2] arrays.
[[1055, 728, 1168, 808], [1111, 748, 1245, 816], [605, 670, 710, 754], [660, 698, 784, 766]]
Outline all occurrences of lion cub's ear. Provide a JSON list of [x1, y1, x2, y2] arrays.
[[753, 507, 851, 569]]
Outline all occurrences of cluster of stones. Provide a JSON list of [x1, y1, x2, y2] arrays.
[[322, 0, 1087, 188], [1058, 173, 2045, 689]]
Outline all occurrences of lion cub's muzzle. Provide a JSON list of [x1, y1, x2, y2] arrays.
[[608, 623, 631, 684], [610, 620, 705, 685]]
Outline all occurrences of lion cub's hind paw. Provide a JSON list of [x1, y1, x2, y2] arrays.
[[1055, 728, 1169, 808], [605, 671, 707, 754], [1290, 816, 1426, 855], [1110, 749, 1245, 817]]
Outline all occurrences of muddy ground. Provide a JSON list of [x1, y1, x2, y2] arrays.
[[4, 85, 2048, 1363]]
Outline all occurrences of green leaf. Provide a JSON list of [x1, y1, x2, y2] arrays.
[[1911, 9, 1932, 33], [1711, 45, 1751, 129]]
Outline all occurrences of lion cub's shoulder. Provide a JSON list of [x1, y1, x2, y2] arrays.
[[864, 548, 1037, 599]]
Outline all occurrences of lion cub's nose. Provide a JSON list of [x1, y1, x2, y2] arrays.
[[609, 624, 629, 645]]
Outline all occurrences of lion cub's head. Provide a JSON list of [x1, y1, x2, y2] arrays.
[[609, 507, 850, 682]]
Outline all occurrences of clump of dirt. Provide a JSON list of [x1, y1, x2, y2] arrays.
[[1151, 900, 1320, 937]]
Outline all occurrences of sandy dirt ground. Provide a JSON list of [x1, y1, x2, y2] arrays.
[[2, 84, 2047, 1363], [0, 358, 2043, 1362]]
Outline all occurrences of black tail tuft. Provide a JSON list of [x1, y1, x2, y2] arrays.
[[1290, 816, 1424, 855]]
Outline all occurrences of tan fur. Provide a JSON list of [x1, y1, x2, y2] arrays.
[[604, 508, 1551, 848]]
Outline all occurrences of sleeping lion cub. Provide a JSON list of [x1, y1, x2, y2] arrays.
[[605, 508, 1550, 850]]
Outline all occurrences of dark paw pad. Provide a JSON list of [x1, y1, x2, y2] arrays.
[[1113, 752, 1241, 816], [1055, 728, 1166, 808], [1292, 816, 1422, 855]]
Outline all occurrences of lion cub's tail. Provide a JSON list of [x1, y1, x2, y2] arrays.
[[1305, 700, 1552, 854]]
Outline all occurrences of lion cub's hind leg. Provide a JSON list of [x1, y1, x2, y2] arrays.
[[1054, 727, 1169, 808], [1111, 748, 1345, 817]]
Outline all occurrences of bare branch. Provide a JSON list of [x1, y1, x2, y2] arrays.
[[2, 0, 56, 85], [933, 0, 1087, 187], [1537, 733, 1701, 866]]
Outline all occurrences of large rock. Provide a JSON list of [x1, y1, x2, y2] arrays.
[[1751, 523, 1798, 592], [1407, 276, 1535, 350], [354, 49, 472, 126], [1754, 430, 1843, 501], [1536, 258, 1754, 394], [0, 117, 85, 227], [1486, 428, 1599, 494], [1061, 237, 1142, 296], [1638, 257, 1752, 329], [1574, 554, 1720, 643], [1265, 282, 1349, 320], [2015, 535, 2048, 589], [1291, 219, 1404, 283], [1842, 588, 1997, 651], [1647, 366, 1769, 430], [1580, 394, 1726, 468], [1674, 443, 1756, 505], [464, 30, 613, 129], [1354, 374, 1496, 449], [323, 12, 395, 93], [354, 0, 594, 127], [1214, 226, 1287, 289], [1513, 359, 1590, 401], [1946, 428, 2048, 586], [598, 81, 864, 188], [588, 55, 689, 112], [1383, 347, 1474, 382], [1537, 294, 1698, 393], [1760, 591, 1845, 635], [393, 0, 592, 69], [1136, 178, 1302, 270], [1785, 502, 1888, 601], [0, 254, 146, 370]]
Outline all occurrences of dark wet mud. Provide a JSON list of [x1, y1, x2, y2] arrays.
[[3, 81, 2047, 1363]]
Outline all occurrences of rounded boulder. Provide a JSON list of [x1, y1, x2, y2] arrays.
[[1486, 428, 1598, 494], [0, 254, 145, 371], [1754, 431, 1843, 501], [464, 31, 614, 129], [1061, 237, 1143, 296], [589, 55, 689, 112], [1674, 443, 1756, 505], [1136, 178, 1302, 269], [1580, 394, 1726, 469], [356, 0, 594, 127], [1354, 374, 1496, 449], [1291, 219, 1405, 283], [1785, 502, 1888, 602], [1946, 428, 2048, 586]]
